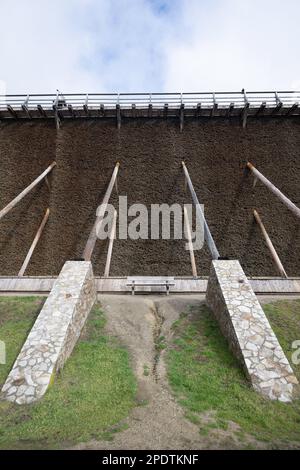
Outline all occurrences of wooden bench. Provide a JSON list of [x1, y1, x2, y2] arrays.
[[126, 276, 175, 295]]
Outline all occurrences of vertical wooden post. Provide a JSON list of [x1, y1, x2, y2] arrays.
[[104, 209, 117, 277], [18, 208, 50, 277], [253, 209, 288, 278], [183, 206, 198, 278], [247, 162, 300, 219], [0, 162, 56, 221], [83, 162, 119, 261]]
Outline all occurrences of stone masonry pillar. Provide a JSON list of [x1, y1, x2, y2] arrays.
[[1, 261, 96, 404], [206, 260, 299, 402]]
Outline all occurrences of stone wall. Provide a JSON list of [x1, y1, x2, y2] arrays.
[[1, 261, 96, 404], [206, 260, 299, 402]]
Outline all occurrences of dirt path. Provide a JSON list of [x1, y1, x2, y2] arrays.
[[71, 294, 267, 450]]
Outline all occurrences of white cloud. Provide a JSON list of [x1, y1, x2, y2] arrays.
[[0, 0, 299, 93], [163, 0, 300, 91]]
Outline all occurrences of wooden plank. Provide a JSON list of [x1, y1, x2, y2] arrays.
[[0, 162, 56, 221], [183, 206, 198, 277], [18, 208, 50, 276], [182, 162, 220, 259], [83, 162, 119, 261], [104, 209, 117, 277], [247, 162, 300, 219], [253, 209, 288, 278]]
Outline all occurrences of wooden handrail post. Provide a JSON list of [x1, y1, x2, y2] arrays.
[[182, 161, 220, 260], [18, 208, 50, 276], [183, 206, 198, 278], [83, 162, 119, 261], [104, 209, 117, 277], [0, 162, 56, 221], [253, 209, 288, 278], [247, 162, 300, 219]]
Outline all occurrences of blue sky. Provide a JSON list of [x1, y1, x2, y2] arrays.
[[0, 0, 300, 93]]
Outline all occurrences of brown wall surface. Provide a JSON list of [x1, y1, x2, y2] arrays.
[[0, 117, 299, 277]]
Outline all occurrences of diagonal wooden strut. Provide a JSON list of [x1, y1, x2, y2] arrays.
[[253, 209, 287, 278], [83, 162, 119, 261], [182, 162, 220, 260], [18, 208, 50, 276], [0, 162, 56, 222], [247, 162, 300, 219], [183, 206, 198, 277], [104, 209, 117, 277]]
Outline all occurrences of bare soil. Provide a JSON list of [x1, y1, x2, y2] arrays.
[[71, 295, 267, 450]]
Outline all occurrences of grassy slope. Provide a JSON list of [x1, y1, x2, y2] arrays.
[[167, 300, 300, 446], [0, 297, 136, 449]]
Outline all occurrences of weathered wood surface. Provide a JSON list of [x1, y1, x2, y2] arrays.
[[182, 161, 220, 260], [0, 162, 56, 221], [18, 208, 50, 277], [247, 162, 300, 219], [83, 162, 119, 261], [104, 209, 117, 277], [253, 209, 288, 278], [183, 206, 198, 277]]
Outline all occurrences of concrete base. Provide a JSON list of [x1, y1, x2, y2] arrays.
[[206, 260, 299, 402], [1, 261, 96, 404]]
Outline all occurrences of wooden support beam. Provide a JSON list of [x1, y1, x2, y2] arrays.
[[182, 162, 220, 260], [148, 103, 153, 118], [116, 104, 121, 129], [211, 102, 218, 117], [180, 103, 184, 132], [7, 105, 17, 118], [247, 162, 300, 219], [272, 93, 283, 115], [164, 103, 168, 118], [0, 162, 56, 221], [286, 102, 298, 116], [253, 209, 287, 278], [104, 209, 117, 277], [68, 104, 76, 118], [37, 104, 47, 118], [226, 102, 234, 117], [99, 104, 105, 116], [132, 104, 137, 118], [196, 103, 201, 117], [241, 102, 250, 128], [183, 206, 198, 278], [256, 101, 266, 117], [83, 162, 120, 261], [18, 208, 50, 277]]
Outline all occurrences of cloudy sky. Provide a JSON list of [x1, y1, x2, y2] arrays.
[[0, 0, 299, 94]]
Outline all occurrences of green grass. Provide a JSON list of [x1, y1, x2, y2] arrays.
[[0, 297, 137, 449], [167, 300, 300, 446]]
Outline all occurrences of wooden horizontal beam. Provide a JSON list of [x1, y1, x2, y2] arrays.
[[0, 162, 56, 221]]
